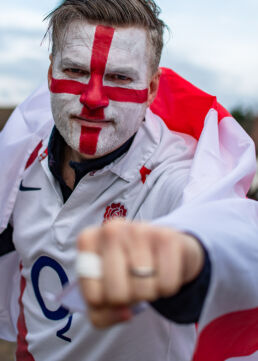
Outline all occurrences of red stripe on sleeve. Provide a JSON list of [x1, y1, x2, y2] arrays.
[[16, 266, 35, 361], [25, 141, 43, 170]]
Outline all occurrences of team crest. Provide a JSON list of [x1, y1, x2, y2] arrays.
[[104, 203, 127, 222]]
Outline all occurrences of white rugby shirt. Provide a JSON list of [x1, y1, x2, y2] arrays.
[[12, 109, 197, 361], [1, 68, 258, 361]]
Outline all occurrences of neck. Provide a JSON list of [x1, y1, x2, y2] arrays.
[[62, 145, 76, 189], [61, 135, 136, 189]]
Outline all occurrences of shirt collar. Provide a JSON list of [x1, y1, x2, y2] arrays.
[[108, 108, 161, 182], [48, 126, 135, 189]]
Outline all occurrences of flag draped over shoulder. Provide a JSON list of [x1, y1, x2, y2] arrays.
[[151, 69, 258, 361], [0, 84, 53, 233], [0, 68, 258, 360]]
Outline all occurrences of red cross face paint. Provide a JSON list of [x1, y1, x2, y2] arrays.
[[50, 21, 151, 158]]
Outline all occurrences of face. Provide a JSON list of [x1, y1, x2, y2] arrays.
[[48, 21, 160, 158]]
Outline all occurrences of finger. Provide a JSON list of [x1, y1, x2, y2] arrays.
[[77, 227, 104, 306], [101, 220, 130, 305], [77, 226, 101, 252], [155, 229, 184, 297], [126, 223, 158, 302], [88, 305, 132, 328]]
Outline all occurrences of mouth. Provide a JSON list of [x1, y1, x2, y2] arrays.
[[71, 115, 113, 127]]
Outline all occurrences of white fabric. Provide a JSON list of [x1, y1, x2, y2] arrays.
[[0, 82, 52, 233], [10, 110, 197, 361], [0, 252, 20, 341], [0, 83, 257, 360]]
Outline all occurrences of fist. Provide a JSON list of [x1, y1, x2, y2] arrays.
[[77, 218, 204, 328]]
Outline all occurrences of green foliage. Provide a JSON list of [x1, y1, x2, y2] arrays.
[[231, 107, 255, 135]]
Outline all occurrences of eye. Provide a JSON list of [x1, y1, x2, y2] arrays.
[[63, 68, 90, 78], [105, 74, 132, 84]]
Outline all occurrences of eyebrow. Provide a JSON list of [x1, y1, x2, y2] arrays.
[[105, 66, 139, 78], [60, 57, 89, 69], [61, 58, 139, 78]]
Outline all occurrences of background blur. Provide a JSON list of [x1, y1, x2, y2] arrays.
[[0, 0, 258, 358], [0, 0, 258, 110]]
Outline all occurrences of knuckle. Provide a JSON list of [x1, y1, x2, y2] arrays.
[[77, 227, 98, 250], [79, 279, 104, 307], [77, 232, 88, 250], [105, 291, 130, 306], [103, 218, 126, 232], [86, 293, 104, 307], [158, 234, 171, 248], [101, 225, 119, 246]]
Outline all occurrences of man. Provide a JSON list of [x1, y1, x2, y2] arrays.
[[0, 0, 258, 360]]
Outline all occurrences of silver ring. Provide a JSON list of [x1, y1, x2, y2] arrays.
[[76, 252, 102, 279], [130, 266, 156, 278]]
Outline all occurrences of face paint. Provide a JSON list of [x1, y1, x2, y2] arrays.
[[50, 22, 151, 158]]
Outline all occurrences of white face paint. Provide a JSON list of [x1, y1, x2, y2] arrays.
[[50, 21, 152, 158]]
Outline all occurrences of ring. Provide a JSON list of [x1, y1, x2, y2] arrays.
[[130, 266, 156, 278], [76, 252, 103, 279]]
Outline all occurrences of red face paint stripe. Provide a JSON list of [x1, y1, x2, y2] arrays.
[[50, 77, 83, 95], [106, 87, 148, 103], [51, 78, 148, 104], [79, 126, 101, 155], [91, 25, 115, 75], [79, 25, 115, 117]]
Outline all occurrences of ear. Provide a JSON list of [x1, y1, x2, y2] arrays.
[[47, 54, 53, 90], [146, 68, 161, 107]]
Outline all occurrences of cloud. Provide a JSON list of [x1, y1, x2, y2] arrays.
[[160, 50, 258, 111], [158, 2, 258, 111], [0, 76, 39, 106], [0, 9, 46, 31], [0, 21, 49, 105]]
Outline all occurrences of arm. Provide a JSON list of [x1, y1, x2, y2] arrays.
[[157, 197, 258, 360], [76, 219, 206, 328], [76, 108, 258, 331]]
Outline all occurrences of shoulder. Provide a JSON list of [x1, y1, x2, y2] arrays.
[[136, 111, 197, 219], [144, 109, 197, 176]]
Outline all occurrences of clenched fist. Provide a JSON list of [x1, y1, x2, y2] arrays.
[[77, 218, 204, 328]]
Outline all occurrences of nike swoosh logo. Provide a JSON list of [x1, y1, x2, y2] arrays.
[[19, 180, 42, 192]]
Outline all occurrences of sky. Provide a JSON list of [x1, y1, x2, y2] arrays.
[[0, 0, 258, 112]]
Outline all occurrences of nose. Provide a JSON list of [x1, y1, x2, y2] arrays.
[[80, 74, 109, 110]]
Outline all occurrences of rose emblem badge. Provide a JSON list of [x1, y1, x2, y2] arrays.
[[103, 203, 127, 222]]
